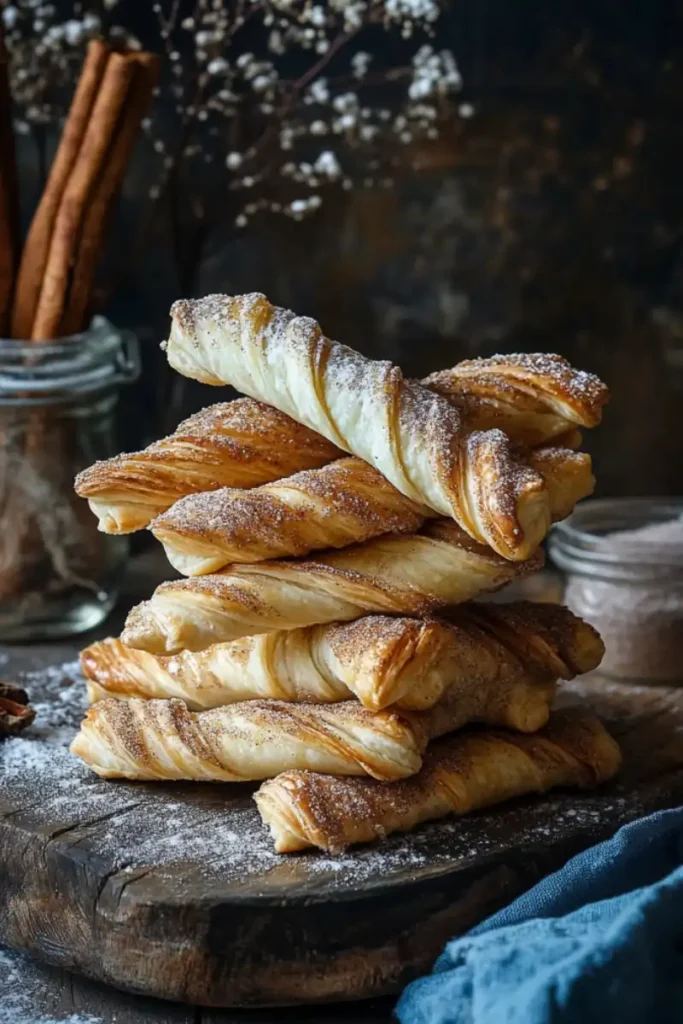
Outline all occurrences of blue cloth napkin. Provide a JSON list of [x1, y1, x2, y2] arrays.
[[395, 808, 683, 1024]]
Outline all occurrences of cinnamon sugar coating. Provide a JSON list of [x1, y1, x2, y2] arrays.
[[74, 398, 341, 533], [254, 710, 622, 852], [165, 293, 557, 560], [121, 519, 543, 654]]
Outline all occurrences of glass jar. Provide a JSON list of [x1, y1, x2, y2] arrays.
[[0, 318, 140, 640], [549, 498, 683, 684]]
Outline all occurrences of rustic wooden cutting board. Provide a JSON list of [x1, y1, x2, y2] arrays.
[[1, 646, 683, 1009]]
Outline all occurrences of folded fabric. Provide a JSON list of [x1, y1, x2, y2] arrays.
[[395, 807, 683, 1024]]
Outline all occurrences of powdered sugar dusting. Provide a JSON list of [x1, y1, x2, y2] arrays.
[[1, 659, 678, 898], [0, 947, 102, 1024]]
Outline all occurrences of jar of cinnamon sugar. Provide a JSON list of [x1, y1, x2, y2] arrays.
[[0, 318, 139, 639], [549, 498, 683, 684]]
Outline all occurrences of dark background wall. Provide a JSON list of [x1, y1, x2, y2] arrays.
[[22, 0, 683, 496]]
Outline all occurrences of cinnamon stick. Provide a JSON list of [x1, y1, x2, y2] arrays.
[[60, 52, 160, 336], [31, 52, 138, 340], [0, 24, 19, 336], [10, 39, 111, 340]]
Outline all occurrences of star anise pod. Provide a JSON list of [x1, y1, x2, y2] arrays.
[[0, 681, 36, 738]]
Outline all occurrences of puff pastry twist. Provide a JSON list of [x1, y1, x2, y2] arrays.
[[150, 446, 593, 575], [425, 353, 608, 447], [164, 292, 554, 559], [70, 662, 557, 783], [74, 399, 341, 533], [255, 710, 622, 852], [83, 601, 603, 712], [76, 351, 606, 537], [121, 519, 543, 654]]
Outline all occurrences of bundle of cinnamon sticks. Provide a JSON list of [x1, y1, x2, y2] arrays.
[[5, 39, 159, 342], [0, 38, 160, 612]]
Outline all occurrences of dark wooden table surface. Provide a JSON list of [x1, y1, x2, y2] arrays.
[[1, 551, 396, 1024], [1, 944, 395, 1023]]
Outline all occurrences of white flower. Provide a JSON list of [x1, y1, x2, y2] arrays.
[[269, 30, 284, 54], [207, 58, 229, 76], [235, 214, 248, 228], [309, 5, 326, 25], [307, 78, 329, 104], [341, 2, 364, 29], [351, 51, 371, 78], [314, 150, 341, 178], [310, 120, 327, 135], [236, 52, 253, 69], [458, 102, 474, 118], [385, 0, 439, 22], [251, 74, 271, 92], [82, 13, 101, 33], [63, 19, 84, 45], [409, 46, 462, 101], [332, 92, 357, 113], [408, 78, 431, 100], [2, 6, 19, 29], [103, 0, 119, 9]]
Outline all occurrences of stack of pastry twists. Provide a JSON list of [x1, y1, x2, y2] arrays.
[[70, 289, 619, 856], [75, 349, 606, 540], [82, 601, 604, 712], [69, 666, 558, 782], [255, 711, 623, 852], [160, 293, 610, 560], [120, 520, 544, 654]]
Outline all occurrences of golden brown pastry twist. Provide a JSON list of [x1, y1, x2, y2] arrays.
[[164, 292, 554, 560], [150, 446, 593, 575], [255, 710, 622, 852], [76, 352, 605, 537], [149, 457, 428, 575], [121, 520, 543, 655], [70, 664, 556, 783], [425, 353, 609, 446], [74, 399, 342, 533], [83, 601, 603, 712]]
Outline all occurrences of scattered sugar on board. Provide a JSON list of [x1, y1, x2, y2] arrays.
[[1, 659, 633, 894], [0, 947, 102, 1024]]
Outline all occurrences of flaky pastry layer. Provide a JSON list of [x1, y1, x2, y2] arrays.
[[150, 447, 593, 575], [164, 293, 555, 560], [74, 399, 341, 533], [84, 600, 603, 712], [70, 663, 556, 783], [255, 710, 622, 852], [121, 519, 543, 654]]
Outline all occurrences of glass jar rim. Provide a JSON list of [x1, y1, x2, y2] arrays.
[[549, 497, 683, 582], [0, 316, 140, 405]]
